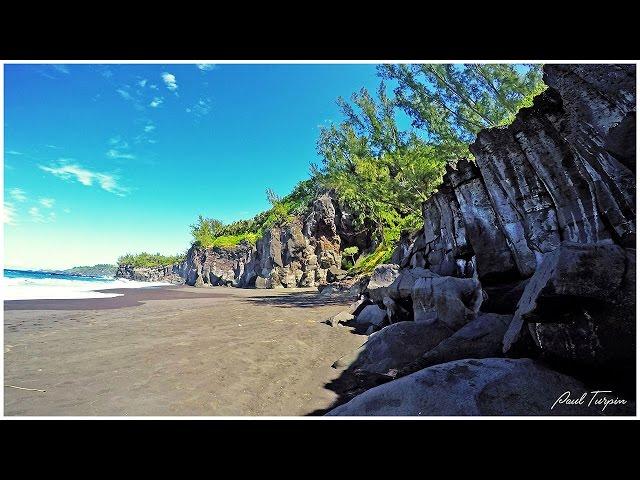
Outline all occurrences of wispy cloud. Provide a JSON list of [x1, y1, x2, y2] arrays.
[[150, 97, 164, 108], [106, 149, 135, 160], [4, 203, 17, 225], [138, 79, 148, 87], [144, 124, 156, 133], [29, 206, 45, 222], [45, 144, 61, 149], [39, 198, 55, 208], [52, 64, 70, 75], [186, 97, 213, 117], [7, 150, 23, 155], [9, 188, 27, 202], [161, 72, 178, 92], [39, 161, 129, 196], [196, 64, 216, 71], [116, 88, 134, 101]]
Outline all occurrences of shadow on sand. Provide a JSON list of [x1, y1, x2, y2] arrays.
[[305, 324, 400, 416], [244, 291, 351, 309]]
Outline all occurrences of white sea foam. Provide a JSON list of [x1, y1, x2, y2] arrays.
[[2, 276, 173, 301]]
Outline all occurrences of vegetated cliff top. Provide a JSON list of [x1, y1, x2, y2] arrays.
[[116, 252, 185, 268]]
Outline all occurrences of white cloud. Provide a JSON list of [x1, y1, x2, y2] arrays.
[[116, 88, 132, 100], [149, 84, 158, 90], [144, 125, 156, 133], [161, 72, 178, 92], [106, 149, 135, 160], [150, 97, 164, 108], [9, 188, 27, 202], [138, 79, 148, 87], [196, 64, 216, 71], [39, 161, 128, 196], [29, 206, 45, 222], [188, 97, 213, 117], [39, 198, 55, 208], [4, 202, 16, 225], [7, 150, 23, 155], [52, 64, 70, 75]]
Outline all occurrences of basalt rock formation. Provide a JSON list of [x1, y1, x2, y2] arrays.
[[327, 64, 636, 415], [115, 264, 184, 283], [177, 192, 368, 289]]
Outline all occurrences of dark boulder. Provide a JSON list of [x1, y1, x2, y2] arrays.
[[327, 358, 633, 416]]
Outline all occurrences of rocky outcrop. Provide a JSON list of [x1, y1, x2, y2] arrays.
[[179, 241, 255, 287], [503, 242, 635, 373], [388, 65, 636, 366], [327, 64, 636, 416], [398, 65, 635, 284], [176, 192, 369, 289], [327, 358, 633, 416], [115, 264, 183, 283]]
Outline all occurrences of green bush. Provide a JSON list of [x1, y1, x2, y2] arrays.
[[190, 179, 319, 249], [117, 252, 186, 268]]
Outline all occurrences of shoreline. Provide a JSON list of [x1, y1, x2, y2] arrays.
[[4, 285, 232, 311]]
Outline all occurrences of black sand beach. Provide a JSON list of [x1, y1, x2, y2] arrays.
[[4, 285, 365, 416]]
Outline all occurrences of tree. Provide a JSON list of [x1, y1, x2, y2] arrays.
[[316, 83, 448, 243], [377, 64, 546, 158], [343, 246, 359, 265]]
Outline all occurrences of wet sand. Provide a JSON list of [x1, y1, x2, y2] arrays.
[[4, 286, 365, 416]]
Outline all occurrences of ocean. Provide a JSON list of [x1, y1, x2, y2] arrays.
[[3, 269, 171, 301]]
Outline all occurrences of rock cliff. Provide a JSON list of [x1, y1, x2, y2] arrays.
[[115, 264, 184, 283], [177, 192, 363, 289], [326, 64, 636, 415]]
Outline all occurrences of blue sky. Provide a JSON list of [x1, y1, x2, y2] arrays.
[[3, 63, 385, 269]]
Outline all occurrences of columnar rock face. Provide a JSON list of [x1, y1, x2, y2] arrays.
[[398, 64, 636, 283], [179, 241, 256, 288], [177, 193, 352, 289], [333, 64, 635, 415], [115, 264, 184, 283]]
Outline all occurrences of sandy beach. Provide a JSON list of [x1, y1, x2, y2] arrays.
[[4, 286, 365, 416]]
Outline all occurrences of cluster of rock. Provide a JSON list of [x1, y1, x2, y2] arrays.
[[175, 193, 363, 289], [115, 264, 184, 284], [324, 64, 636, 416], [116, 193, 364, 289]]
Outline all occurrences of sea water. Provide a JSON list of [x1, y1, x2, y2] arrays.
[[2, 269, 171, 300]]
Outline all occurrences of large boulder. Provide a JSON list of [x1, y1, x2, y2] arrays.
[[354, 305, 388, 329], [366, 264, 400, 303], [420, 313, 512, 368], [327, 358, 633, 416], [503, 242, 635, 374], [411, 275, 483, 330], [385, 267, 437, 301], [337, 320, 455, 375]]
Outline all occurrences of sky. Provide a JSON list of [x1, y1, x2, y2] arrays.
[[3, 63, 385, 270]]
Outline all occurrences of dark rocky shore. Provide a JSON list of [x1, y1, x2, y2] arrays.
[[116, 64, 636, 416]]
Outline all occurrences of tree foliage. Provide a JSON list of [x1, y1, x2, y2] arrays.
[[315, 64, 545, 272], [189, 179, 320, 249], [117, 252, 186, 268], [377, 63, 546, 157]]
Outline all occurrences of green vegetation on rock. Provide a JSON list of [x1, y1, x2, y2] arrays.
[[117, 252, 186, 268], [180, 65, 546, 272], [190, 179, 319, 249]]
